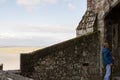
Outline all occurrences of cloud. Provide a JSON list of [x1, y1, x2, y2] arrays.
[[16, 0, 40, 6], [68, 3, 76, 10], [16, 0, 41, 11], [16, 0, 58, 11], [0, 0, 77, 11], [0, 31, 75, 47], [42, 0, 58, 4], [0, 24, 76, 47], [11, 24, 75, 34]]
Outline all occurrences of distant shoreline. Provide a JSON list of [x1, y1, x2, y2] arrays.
[[0, 47, 42, 54], [0, 46, 43, 48]]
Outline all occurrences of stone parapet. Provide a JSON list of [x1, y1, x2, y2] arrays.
[[21, 31, 101, 80]]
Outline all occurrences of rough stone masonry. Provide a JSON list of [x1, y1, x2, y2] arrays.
[[20, 0, 120, 80], [21, 31, 100, 80]]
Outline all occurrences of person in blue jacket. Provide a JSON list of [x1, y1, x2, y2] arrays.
[[102, 42, 113, 80]]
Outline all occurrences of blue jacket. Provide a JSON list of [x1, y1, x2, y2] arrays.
[[102, 48, 112, 67]]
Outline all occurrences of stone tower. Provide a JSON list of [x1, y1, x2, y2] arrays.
[[77, 0, 120, 77], [76, 0, 97, 36]]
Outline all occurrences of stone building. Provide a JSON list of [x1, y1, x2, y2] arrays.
[[20, 0, 120, 80], [77, 0, 120, 76]]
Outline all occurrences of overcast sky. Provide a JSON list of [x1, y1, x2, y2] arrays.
[[0, 0, 87, 47]]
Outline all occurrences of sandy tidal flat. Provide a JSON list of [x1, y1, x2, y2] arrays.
[[0, 47, 41, 70]]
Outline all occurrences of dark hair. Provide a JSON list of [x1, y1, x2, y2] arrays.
[[103, 42, 109, 48]]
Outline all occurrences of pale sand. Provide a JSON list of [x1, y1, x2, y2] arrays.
[[0, 47, 41, 53], [0, 47, 41, 70]]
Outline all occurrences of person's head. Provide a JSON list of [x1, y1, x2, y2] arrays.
[[104, 42, 110, 48]]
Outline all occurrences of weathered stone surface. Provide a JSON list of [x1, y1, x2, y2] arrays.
[[76, 11, 97, 36], [77, 0, 120, 37], [0, 70, 33, 80], [21, 31, 100, 80]]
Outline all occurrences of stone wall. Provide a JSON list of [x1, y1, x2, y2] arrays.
[[93, 0, 120, 76], [0, 64, 3, 70], [76, 0, 120, 77], [21, 31, 100, 80], [76, 0, 120, 37], [76, 11, 97, 36]]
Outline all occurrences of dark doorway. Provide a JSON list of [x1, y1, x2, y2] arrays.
[[104, 2, 120, 76]]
